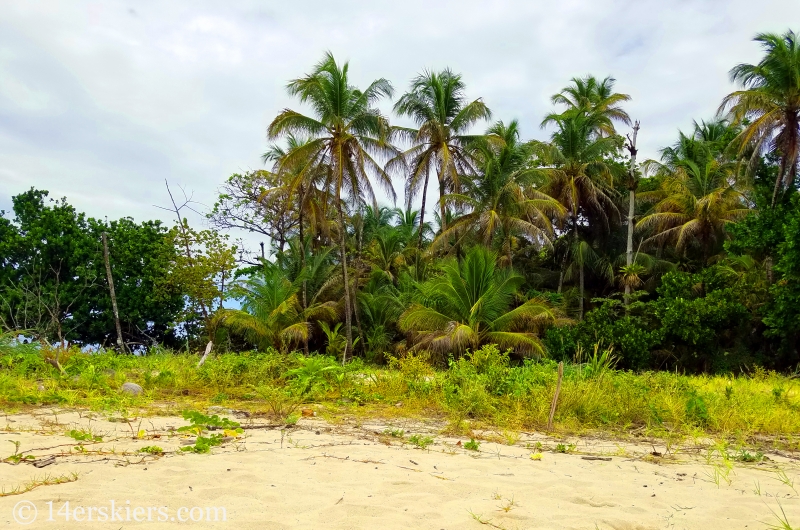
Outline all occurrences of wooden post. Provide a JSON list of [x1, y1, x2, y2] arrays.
[[102, 232, 126, 353], [547, 362, 564, 431], [197, 341, 213, 367]]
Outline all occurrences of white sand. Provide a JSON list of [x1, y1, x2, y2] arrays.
[[1, 409, 798, 529]]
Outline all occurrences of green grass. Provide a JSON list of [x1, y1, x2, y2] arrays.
[[1, 342, 799, 450]]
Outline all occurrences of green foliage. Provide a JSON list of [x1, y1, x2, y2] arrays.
[[139, 446, 164, 455], [408, 434, 434, 449], [464, 438, 480, 451], [177, 410, 242, 454], [66, 429, 102, 442]]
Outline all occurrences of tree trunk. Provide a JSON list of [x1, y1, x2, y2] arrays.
[[624, 121, 640, 306], [298, 185, 309, 355], [102, 232, 126, 353], [438, 177, 447, 251], [336, 203, 354, 364], [417, 171, 431, 249], [579, 259, 585, 321]]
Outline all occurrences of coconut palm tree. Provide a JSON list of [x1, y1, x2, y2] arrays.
[[432, 120, 564, 266], [719, 30, 800, 205], [268, 52, 398, 360], [215, 262, 338, 353], [398, 246, 566, 358], [532, 112, 622, 318], [638, 122, 750, 264], [390, 69, 491, 248], [542, 75, 631, 138]]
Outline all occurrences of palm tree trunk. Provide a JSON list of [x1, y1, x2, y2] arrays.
[[625, 121, 639, 307], [579, 260, 585, 321], [336, 203, 354, 364], [417, 171, 431, 249], [298, 185, 309, 356], [438, 177, 447, 249]]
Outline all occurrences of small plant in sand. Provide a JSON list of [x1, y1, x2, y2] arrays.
[[383, 428, 404, 438], [178, 410, 243, 454], [408, 434, 434, 449], [3, 441, 34, 464], [774, 468, 797, 494], [464, 438, 480, 451], [555, 443, 575, 454], [139, 446, 164, 455], [66, 429, 102, 442], [766, 501, 797, 530], [735, 449, 764, 463]]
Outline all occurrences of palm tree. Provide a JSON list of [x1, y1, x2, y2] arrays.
[[532, 112, 621, 318], [261, 135, 331, 312], [638, 121, 750, 264], [390, 69, 491, 248], [719, 30, 800, 206], [432, 120, 564, 266], [543, 75, 631, 138], [268, 52, 398, 360], [215, 262, 338, 353], [398, 246, 566, 358]]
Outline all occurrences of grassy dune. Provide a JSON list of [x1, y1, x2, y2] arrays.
[[2, 341, 798, 451]]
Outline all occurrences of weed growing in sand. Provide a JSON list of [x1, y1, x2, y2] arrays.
[[0, 473, 79, 497], [66, 429, 101, 442], [383, 428, 404, 438], [498, 496, 517, 513], [139, 446, 164, 455], [3, 441, 34, 464], [736, 449, 764, 463], [408, 434, 434, 449], [555, 443, 575, 454], [464, 438, 480, 451], [178, 410, 242, 454], [765, 501, 797, 530], [468, 509, 507, 529], [774, 469, 797, 494]]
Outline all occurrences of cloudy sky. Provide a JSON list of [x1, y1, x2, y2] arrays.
[[1, 1, 798, 252]]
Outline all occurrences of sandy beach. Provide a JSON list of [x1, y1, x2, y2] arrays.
[[1, 409, 798, 529]]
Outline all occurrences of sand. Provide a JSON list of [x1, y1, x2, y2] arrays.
[[1, 409, 798, 529]]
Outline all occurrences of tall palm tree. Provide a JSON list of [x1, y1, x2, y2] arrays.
[[432, 120, 564, 266], [533, 112, 621, 318], [268, 52, 398, 359], [719, 30, 800, 205], [638, 121, 750, 264], [390, 69, 491, 248], [261, 135, 331, 313], [398, 246, 566, 358], [542, 75, 631, 138]]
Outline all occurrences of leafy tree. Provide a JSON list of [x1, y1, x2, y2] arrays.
[[0, 189, 186, 348]]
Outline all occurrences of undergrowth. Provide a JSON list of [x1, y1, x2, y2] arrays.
[[1, 339, 799, 449]]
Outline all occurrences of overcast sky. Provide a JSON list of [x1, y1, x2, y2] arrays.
[[2, 1, 799, 252]]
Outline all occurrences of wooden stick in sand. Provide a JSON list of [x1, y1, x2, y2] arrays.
[[197, 341, 213, 367], [547, 361, 564, 431]]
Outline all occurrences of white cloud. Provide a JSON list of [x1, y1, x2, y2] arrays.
[[1, 0, 798, 251]]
